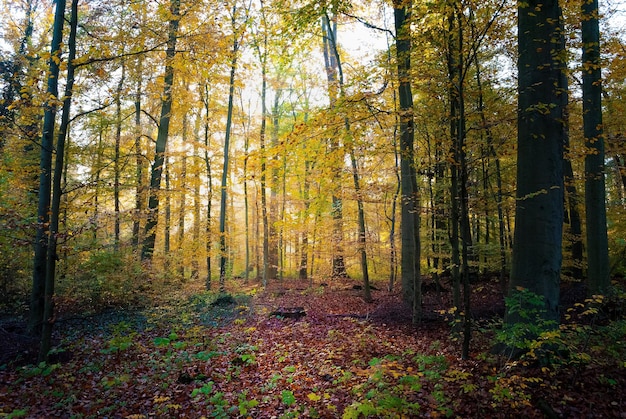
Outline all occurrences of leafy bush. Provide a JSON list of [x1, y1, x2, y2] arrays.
[[59, 248, 148, 310]]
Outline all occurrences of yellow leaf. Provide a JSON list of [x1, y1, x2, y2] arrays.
[[307, 392, 321, 401]]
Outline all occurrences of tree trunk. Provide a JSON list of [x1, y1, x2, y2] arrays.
[[270, 89, 282, 280], [321, 14, 349, 280], [164, 154, 171, 259], [192, 118, 201, 280], [322, 12, 371, 297], [582, 0, 609, 294], [178, 112, 188, 279], [241, 94, 251, 283], [564, 151, 584, 281], [394, 0, 421, 322], [202, 84, 213, 289], [141, 0, 180, 260], [218, 5, 240, 292], [252, 12, 270, 287], [40, 0, 78, 361], [114, 61, 125, 251], [29, 0, 66, 337], [132, 54, 145, 249], [508, 0, 566, 326], [474, 55, 507, 286]]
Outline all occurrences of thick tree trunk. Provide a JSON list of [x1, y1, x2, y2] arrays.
[[582, 0, 610, 294], [394, 0, 421, 322], [509, 0, 566, 325]]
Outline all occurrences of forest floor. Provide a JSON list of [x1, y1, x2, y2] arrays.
[[1, 275, 625, 418]]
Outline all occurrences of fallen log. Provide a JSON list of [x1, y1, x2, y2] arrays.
[[269, 307, 306, 319]]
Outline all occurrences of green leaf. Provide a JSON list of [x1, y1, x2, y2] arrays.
[[281, 389, 296, 406], [154, 337, 171, 347]]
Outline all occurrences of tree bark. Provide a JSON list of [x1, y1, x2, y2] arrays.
[[40, 0, 78, 361], [394, 0, 421, 322], [132, 54, 145, 249], [582, 0, 610, 294], [218, 4, 241, 292], [114, 61, 125, 251], [202, 84, 213, 289], [178, 112, 188, 279], [508, 0, 566, 325], [29, 0, 67, 337], [321, 14, 349, 280]]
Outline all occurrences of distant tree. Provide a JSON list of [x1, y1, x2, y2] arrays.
[[508, 0, 567, 325]]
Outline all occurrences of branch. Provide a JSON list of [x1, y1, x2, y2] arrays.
[[341, 12, 394, 37], [69, 101, 113, 123]]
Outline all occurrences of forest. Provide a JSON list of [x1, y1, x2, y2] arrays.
[[1, 0, 626, 417]]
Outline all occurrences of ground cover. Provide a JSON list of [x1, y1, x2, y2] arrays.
[[0, 277, 625, 418]]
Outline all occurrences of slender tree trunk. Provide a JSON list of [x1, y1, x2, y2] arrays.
[[93, 130, 103, 241], [564, 148, 584, 281], [387, 44, 400, 292], [132, 55, 145, 249], [241, 94, 251, 283], [323, 12, 370, 296], [165, 154, 171, 259], [141, 0, 180, 260], [447, 8, 462, 314], [178, 112, 188, 279], [218, 7, 240, 292], [192, 119, 201, 280], [40, 0, 78, 361], [449, 5, 472, 359], [114, 61, 125, 251], [191, 118, 202, 280], [202, 84, 213, 289], [299, 162, 311, 281], [29, 0, 66, 337], [260, 80, 269, 286], [582, 0, 609, 294], [474, 56, 507, 286], [270, 90, 282, 280]]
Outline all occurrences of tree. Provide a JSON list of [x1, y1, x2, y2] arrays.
[[28, 0, 67, 337], [508, 0, 566, 325], [393, 0, 421, 322], [38, 0, 80, 362], [321, 9, 372, 301], [582, 0, 609, 294], [321, 12, 349, 280], [218, 1, 246, 291], [142, 0, 181, 260]]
